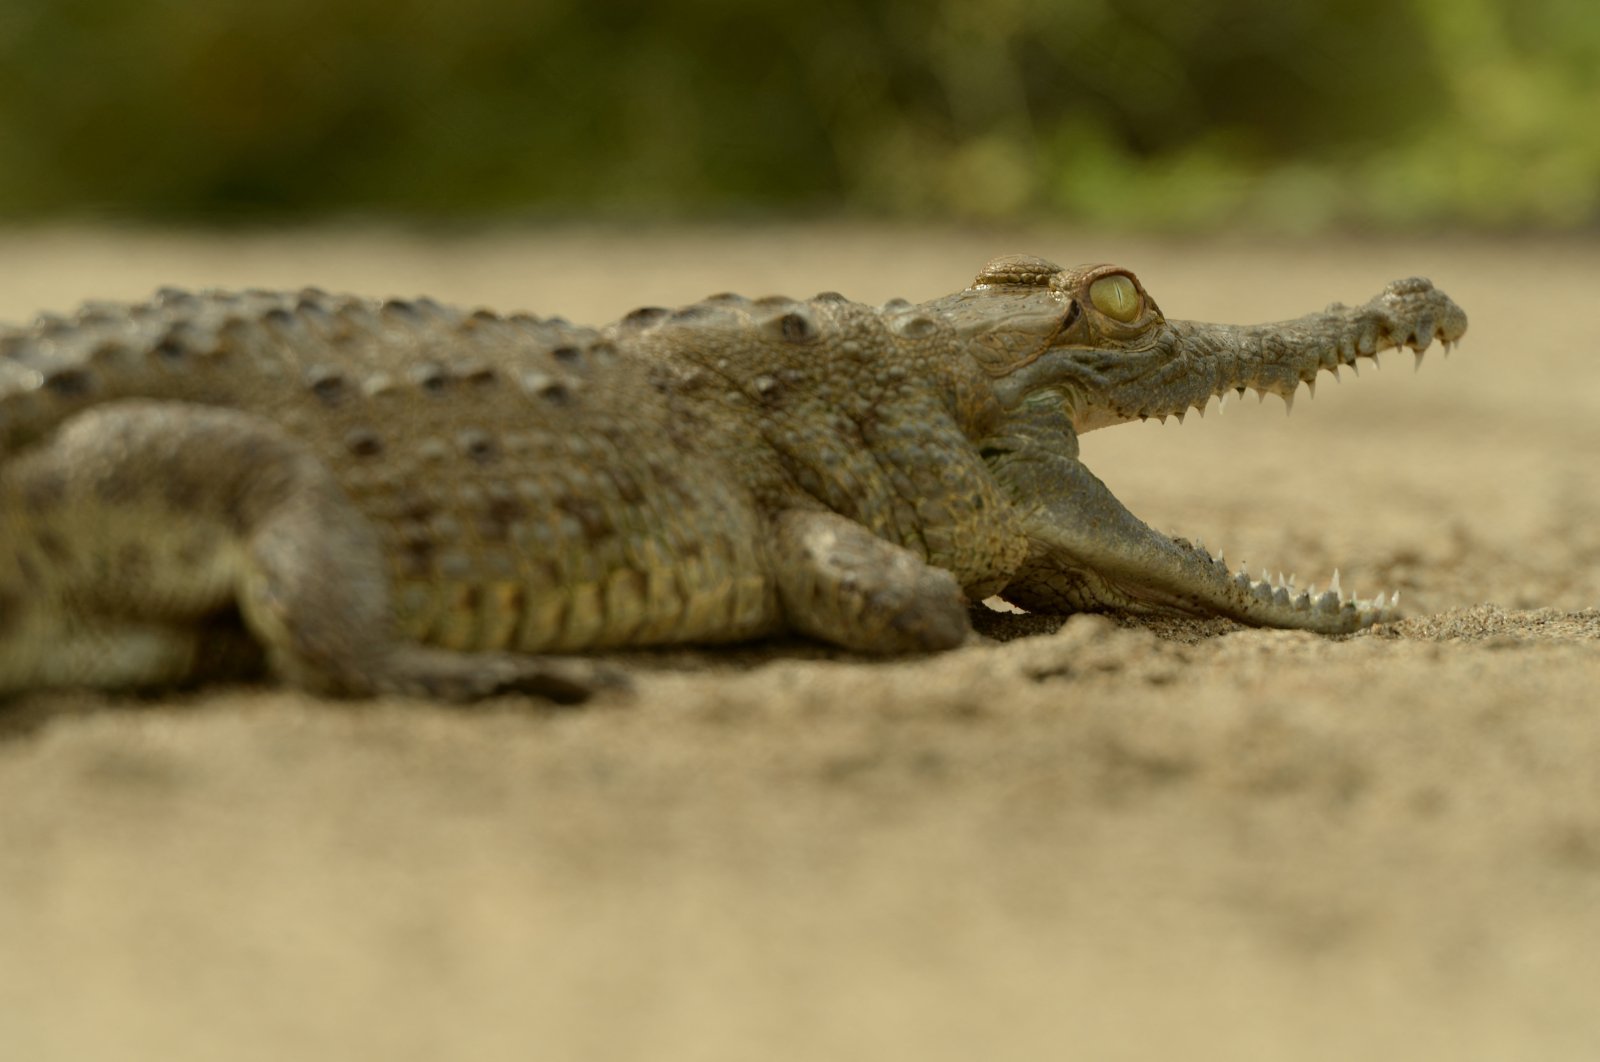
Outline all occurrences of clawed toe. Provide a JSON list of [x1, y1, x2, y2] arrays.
[[484, 658, 631, 705]]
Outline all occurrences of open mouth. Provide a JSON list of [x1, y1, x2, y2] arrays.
[[996, 273, 1468, 635]]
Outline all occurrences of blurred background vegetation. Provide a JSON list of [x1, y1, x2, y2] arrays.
[[0, 0, 1594, 230]]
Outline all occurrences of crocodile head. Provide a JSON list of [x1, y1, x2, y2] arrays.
[[921, 253, 1469, 633], [926, 253, 1469, 432]]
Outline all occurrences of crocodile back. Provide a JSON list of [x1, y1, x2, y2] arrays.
[[0, 288, 779, 651], [0, 288, 616, 448]]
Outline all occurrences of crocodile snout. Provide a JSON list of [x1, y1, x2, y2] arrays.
[[1376, 276, 1468, 351]]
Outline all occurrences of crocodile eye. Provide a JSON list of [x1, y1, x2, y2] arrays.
[[1089, 274, 1141, 322]]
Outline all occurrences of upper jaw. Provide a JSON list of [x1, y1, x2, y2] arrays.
[[1066, 276, 1469, 432]]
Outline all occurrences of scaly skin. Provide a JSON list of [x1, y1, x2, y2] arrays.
[[0, 258, 1467, 701]]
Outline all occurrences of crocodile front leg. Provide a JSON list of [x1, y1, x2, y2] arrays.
[[771, 510, 971, 652], [995, 449, 1393, 633]]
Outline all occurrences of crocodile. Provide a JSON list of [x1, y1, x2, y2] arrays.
[[0, 255, 1466, 702]]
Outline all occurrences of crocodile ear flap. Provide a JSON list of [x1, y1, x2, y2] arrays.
[[972, 254, 1064, 289]]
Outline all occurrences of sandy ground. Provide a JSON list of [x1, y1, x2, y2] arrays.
[[1, 225, 1597, 1061]]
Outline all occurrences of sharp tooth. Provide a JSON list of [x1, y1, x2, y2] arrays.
[[1414, 350, 1425, 372], [1391, 589, 1402, 609], [1260, 569, 1271, 586], [1174, 410, 1186, 424], [1282, 390, 1295, 414], [1347, 360, 1359, 377], [1331, 364, 1342, 382], [1277, 571, 1288, 589], [1255, 388, 1267, 404], [1372, 591, 1388, 610], [1235, 386, 1247, 398], [1371, 352, 1382, 371], [1304, 378, 1317, 400]]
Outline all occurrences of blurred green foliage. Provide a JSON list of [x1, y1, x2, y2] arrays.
[[0, 0, 1594, 228]]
